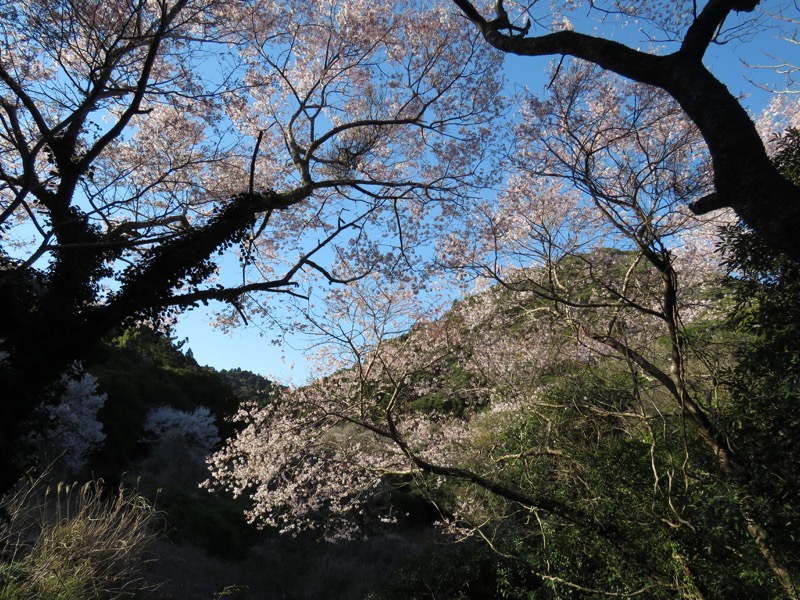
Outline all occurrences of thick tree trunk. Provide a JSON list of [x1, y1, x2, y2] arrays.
[[658, 59, 800, 262], [450, 0, 800, 261]]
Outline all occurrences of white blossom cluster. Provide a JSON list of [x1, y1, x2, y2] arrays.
[[33, 369, 107, 473], [142, 405, 220, 456], [204, 397, 397, 540]]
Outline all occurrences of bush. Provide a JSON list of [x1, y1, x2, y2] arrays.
[[367, 538, 541, 600], [0, 473, 160, 599], [152, 486, 255, 559]]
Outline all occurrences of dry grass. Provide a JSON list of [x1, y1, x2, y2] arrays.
[[0, 472, 161, 599]]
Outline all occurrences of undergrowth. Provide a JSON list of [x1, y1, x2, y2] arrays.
[[0, 473, 160, 599]]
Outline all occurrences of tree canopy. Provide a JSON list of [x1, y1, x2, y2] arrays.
[[0, 0, 504, 489]]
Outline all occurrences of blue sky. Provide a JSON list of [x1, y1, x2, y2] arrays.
[[174, 6, 796, 384]]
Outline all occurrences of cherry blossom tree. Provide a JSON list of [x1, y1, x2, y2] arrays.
[[451, 0, 800, 262], [0, 0, 504, 490], [205, 276, 586, 540], [208, 65, 799, 596], [139, 405, 220, 485], [447, 61, 736, 471], [141, 405, 219, 454], [205, 269, 717, 594], [447, 61, 797, 596], [27, 367, 107, 474]]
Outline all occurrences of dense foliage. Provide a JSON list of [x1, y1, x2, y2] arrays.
[[715, 129, 800, 594]]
